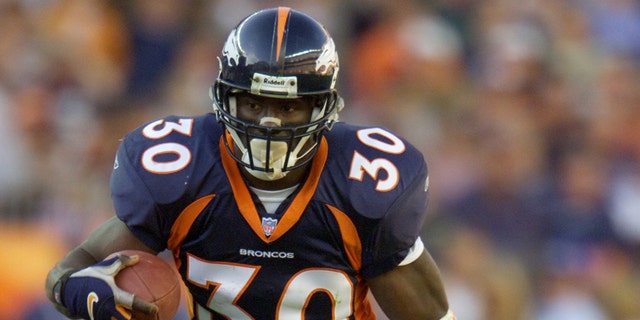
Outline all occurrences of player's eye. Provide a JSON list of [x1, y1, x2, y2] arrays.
[[248, 103, 261, 111], [281, 104, 296, 113]]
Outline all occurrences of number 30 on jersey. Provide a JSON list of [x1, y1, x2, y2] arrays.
[[138, 119, 406, 193]]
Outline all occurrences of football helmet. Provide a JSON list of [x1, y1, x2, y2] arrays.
[[211, 7, 342, 181]]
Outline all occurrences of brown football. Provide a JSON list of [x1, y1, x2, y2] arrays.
[[109, 250, 181, 320]]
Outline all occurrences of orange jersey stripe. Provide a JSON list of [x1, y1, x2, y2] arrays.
[[220, 134, 329, 243], [220, 134, 266, 240], [325, 204, 362, 271], [168, 194, 215, 267], [271, 138, 328, 240], [325, 204, 377, 319], [275, 7, 291, 61]]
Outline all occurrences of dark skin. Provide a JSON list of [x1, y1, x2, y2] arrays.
[[46, 93, 451, 319]]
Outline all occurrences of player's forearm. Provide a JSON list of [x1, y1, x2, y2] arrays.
[[368, 251, 450, 319], [373, 284, 449, 320]]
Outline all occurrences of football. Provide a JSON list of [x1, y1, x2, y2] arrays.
[[109, 250, 181, 320]]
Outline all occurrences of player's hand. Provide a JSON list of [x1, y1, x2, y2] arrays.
[[60, 254, 159, 320]]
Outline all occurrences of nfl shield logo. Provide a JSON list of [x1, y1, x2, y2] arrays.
[[262, 217, 278, 236]]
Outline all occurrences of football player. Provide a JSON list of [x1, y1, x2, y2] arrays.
[[46, 7, 455, 320]]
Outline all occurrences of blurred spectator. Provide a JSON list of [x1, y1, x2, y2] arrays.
[[545, 143, 619, 248], [440, 86, 553, 266], [589, 243, 640, 319], [580, 0, 640, 60], [535, 283, 608, 320], [161, 34, 220, 116], [36, 0, 131, 106], [589, 56, 640, 250], [0, 3, 44, 218], [435, 226, 533, 320], [117, 0, 192, 101], [3, 1, 640, 319]]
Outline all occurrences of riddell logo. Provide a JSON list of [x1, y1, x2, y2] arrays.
[[263, 78, 287, 86], [252, 73, 297, 95]]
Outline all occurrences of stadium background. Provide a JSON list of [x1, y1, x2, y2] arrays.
[[1, 0, 640, 319]]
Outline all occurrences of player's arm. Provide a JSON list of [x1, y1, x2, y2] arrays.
[[368, 249, 454, 320], [45, 216, 158, 318]]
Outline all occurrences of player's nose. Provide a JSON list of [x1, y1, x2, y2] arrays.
[[260, 106, 283, 127]]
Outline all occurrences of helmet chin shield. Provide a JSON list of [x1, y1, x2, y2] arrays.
[[241, 116, 311, 181], [244, 139, 290, 181]]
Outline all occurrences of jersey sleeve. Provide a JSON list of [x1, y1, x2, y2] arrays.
[[110, 138, 173, 252], [109, 114, 220, 252], [360, 163, 429, 278]]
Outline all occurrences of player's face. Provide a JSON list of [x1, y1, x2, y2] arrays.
[[233, 92, 318, 165], [235, 93, 315, 128], [230, 92, 319, 183]]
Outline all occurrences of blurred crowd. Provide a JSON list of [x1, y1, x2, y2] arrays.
[[1, 0, 640, 319]]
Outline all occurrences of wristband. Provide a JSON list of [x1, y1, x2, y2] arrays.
[[52, 270, 75, 307]]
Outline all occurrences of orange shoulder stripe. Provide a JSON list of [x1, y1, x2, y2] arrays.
[[324, 204, 362, 271], [168, 194, 215, 267]]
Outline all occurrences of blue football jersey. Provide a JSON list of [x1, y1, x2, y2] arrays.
[[110, 113, 430, 319]]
